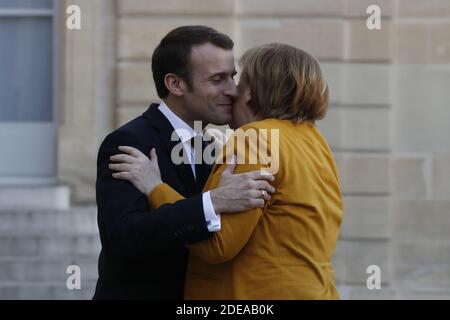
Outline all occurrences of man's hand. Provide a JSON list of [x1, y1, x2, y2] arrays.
[[210, 159, 276, 214]]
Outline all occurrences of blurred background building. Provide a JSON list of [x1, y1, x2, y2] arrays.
[[1, 0, 450, 299]]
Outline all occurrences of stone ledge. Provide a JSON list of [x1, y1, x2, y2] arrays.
[[0, 282, 96, 300], [0, 207, 98, 234], [0, 186, 70, 210], [337, 284, 450, 300], [0, 257, 98, 282], [118, 0, 234, 16]]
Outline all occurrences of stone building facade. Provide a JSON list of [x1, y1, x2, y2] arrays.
[[1, 0, 450, 299]]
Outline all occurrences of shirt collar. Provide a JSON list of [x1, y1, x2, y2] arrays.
[[158, 101, 200, 144]]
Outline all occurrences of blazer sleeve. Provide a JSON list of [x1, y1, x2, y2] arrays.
[[96, 129, 211, 260], [146, 127, 272, 264]]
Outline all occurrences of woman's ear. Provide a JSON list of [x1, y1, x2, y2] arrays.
[[244, 86, 252, 107], [164, 73, 185, 97]]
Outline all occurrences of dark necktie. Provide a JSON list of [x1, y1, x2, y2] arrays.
[[190, 135, 213, 189]]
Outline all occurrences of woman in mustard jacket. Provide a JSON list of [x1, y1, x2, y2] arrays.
[[111, 43, 343, 299]]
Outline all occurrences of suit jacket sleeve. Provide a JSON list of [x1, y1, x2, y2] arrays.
[[96, 129, 212, 260]]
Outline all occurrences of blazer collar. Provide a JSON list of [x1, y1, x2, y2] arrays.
[[143, 103, 199, 195]]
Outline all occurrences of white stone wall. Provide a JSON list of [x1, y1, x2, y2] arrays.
[[58, 0, 116, 203], [389, 0, 450, 299], [56, 0, 450, 299]]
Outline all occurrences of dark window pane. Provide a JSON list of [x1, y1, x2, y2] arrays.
[[0, 0, 52, 9], [0, 18, 53, 122]]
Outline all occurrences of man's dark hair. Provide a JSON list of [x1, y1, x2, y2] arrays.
[[151, 25, 234, 99]]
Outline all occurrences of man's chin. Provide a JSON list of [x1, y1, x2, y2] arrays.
[[210, 114, 232, 126]]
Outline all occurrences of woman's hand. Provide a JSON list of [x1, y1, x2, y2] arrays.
[[109, 146, 162, 195]]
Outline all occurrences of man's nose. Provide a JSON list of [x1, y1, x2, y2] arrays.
[[224, 79, 238, 98]]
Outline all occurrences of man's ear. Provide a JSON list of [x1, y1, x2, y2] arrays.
[[164, 73, 185, 97]]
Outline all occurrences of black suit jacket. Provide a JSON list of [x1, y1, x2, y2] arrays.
[[93, 104, 213, 300]]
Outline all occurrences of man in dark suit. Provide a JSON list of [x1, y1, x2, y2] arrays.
[[93, 26, 274, 299]]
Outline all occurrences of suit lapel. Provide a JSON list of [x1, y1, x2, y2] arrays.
[[143, 104, 198, 196]]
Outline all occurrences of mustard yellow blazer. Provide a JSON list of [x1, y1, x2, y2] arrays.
[[148, 119, 343, 300]]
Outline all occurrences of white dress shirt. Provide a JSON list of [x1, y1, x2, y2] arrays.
[[158, 101, 221, 232]]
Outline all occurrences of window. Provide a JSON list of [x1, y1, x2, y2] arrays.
[[0, 0, 57, 185], [0, 0, 53, 122]]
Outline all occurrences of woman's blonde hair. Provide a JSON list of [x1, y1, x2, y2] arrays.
[[240, 43, 329, 124]]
